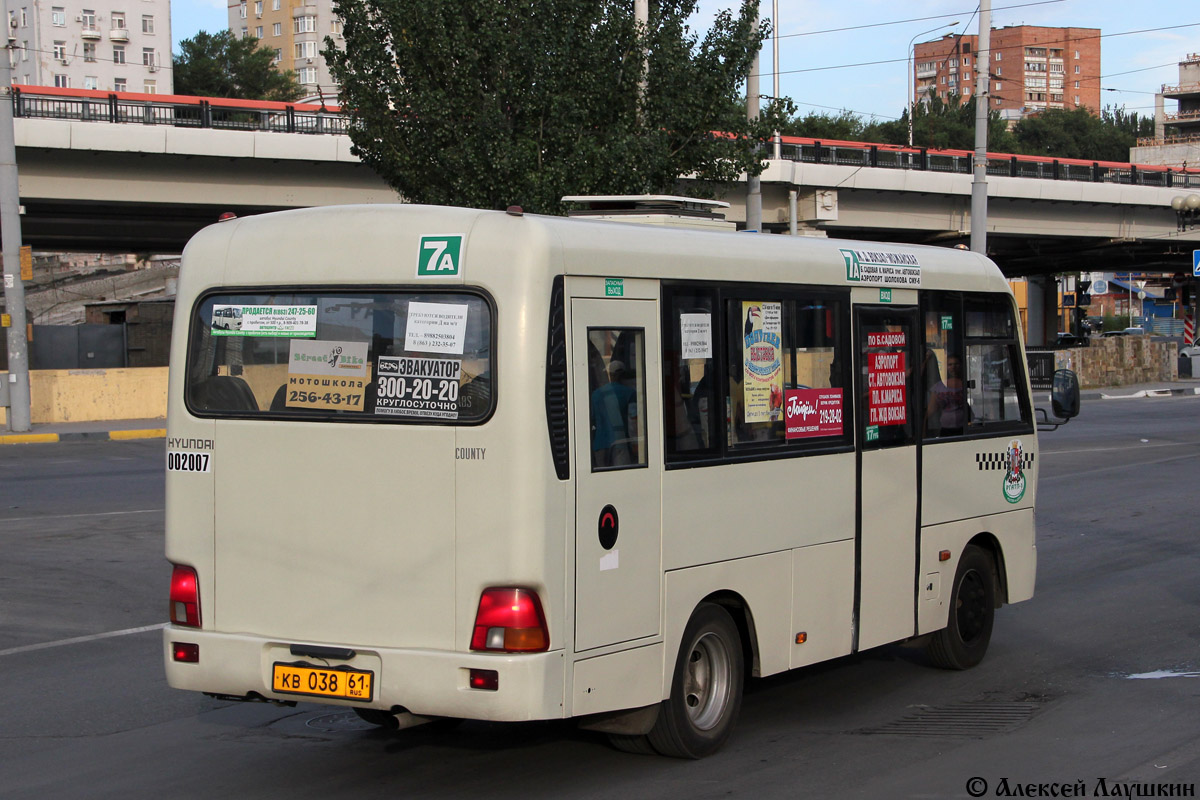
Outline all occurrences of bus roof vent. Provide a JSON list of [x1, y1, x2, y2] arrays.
[[561, 195, 736, 231]]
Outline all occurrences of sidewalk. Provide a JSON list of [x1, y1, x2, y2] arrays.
[[0, 418, 166, 445], [1078, 376, 1200, 401]]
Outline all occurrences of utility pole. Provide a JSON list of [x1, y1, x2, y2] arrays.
[[635, 0, 648, 112], [746, 15, 762, 233], [1, 0, 31, 432], [771, 0, 780, 161], [970, 0, 991, 255]]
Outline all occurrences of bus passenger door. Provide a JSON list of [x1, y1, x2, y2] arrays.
[[570, 298, 663, 653], [854, 305, 919, 652]]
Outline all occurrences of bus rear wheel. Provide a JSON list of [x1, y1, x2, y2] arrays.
[[928, 544, 996, 670], [648, 602, 743, 759]]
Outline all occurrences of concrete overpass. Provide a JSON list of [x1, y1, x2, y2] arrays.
[[716, 140, 1200, 278], [14, 117, 400, 252], [8, 88, 1200, 277]]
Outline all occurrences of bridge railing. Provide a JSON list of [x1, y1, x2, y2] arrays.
[[12, 85, 1200, 188], [11, 85, 349, 136], [779, 137, 1200, 189]]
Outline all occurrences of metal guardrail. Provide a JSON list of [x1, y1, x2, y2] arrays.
[[780, 139, 1200, 189], [12, 87, 350, 136]]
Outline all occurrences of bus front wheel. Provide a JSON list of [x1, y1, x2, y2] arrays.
[[648, 602, 744, 759], [928, 544, 996, 670]]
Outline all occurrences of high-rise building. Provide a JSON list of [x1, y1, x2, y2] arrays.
[[1154, 53, 1200, 141], [6, 1, 172, 93], [913, 26, 1100, 125], [227, 0, 342, 101]]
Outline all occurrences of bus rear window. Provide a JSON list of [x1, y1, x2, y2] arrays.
[[186, 291, 493, 424]]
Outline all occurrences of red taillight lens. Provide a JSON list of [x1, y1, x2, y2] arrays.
[[173, 642, 199, 663], [469, 669, 499, 690], [470, 588, 549, 652], [169, 565, 201, 628]]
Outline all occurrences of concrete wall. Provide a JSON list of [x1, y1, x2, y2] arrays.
[[1053, 338, 1178, 388], [1130, 141, 1200, 169], [0, 367, 167, 425]]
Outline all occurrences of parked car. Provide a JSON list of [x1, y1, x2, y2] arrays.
[[1056, 332, 1087, 347], [1180, 344, 1200, 359]]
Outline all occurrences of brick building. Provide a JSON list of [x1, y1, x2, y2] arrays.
[[913, 25, 1101, 124]]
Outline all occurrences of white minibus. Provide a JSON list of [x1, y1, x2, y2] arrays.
[[164, 201, 1077, 758]]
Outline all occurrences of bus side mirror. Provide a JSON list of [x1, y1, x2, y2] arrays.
[[1037, 369, 1080, 431], [1051, 369, 1080, 419]]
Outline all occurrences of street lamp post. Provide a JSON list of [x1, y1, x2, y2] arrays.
[[908, 21, 959, 147]]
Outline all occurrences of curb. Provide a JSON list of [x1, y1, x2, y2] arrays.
[[1099, 388, 1200, 400], [0, 428, 166, 445]]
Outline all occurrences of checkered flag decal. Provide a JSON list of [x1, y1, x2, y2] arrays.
[[976, 452, 1035, 471]]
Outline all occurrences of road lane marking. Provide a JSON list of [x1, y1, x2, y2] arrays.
[[1042, 441, 1200, 456], [1126, 670, 1200, 679], [0, 623, 167, 658], [1041, 451, 1200, 481], [0, 508, 163, 524]]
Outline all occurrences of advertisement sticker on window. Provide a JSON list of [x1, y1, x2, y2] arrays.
[[680, 313, 712, 360], [867, 331, 907, 426], [210, 305, 317, 337], [742, 301, 783, 423], [285, 340, 369, 411], [785, 388, 844, 440], [374, 356, 461, 419], [404, 302, 469, 354]]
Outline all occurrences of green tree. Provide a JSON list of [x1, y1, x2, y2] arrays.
[[778, 110, 866, 141], [325, 0, 792, 214], [897, 94, 1016, 152], [1010, 105, 1149, 161], [173, 30, 302, 101]]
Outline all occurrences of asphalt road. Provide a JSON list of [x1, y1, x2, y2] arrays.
[[1, 399, 1198, 799]]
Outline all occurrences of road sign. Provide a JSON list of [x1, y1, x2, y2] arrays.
[[1194, 250, 1200, 277], [1092, 279, 1108, 295]]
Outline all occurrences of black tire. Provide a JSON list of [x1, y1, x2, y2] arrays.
[[928, 544, 996, 670], [607, 733, 658, 755], [648, 603, 744, 759]]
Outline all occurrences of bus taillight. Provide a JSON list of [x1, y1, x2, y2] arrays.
[[169, 564, 202, 628], [470, 588, 549, 652]]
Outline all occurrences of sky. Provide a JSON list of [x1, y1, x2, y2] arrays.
[[169, 0, 1195, 123]]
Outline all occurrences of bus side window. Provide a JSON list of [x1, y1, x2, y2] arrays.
[[588, 328, 648, 470], [663, 288, 717, 461], [923, 298, 967, 439], [963, 296, 1030, 429]]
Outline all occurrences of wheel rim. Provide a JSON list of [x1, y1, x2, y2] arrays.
[[954, 568, 988, 645], [682, 631, 732, 731]]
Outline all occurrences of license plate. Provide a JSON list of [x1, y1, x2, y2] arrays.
[[272, 663, 374, 702]]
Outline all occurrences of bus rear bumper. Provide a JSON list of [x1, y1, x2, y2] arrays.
[[163, 627, 566, 721]]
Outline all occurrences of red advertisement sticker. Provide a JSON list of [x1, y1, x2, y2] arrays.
[[785, 388, 845, 440], [867, 350, 907, 426]]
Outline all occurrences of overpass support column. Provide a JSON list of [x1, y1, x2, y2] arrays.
[[1025, 275, 1055, 347]]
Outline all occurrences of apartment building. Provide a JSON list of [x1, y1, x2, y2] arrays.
[[914, 26, 1101, 124], [6, 1, 172, 93], [227, 0, 343, 101], [1154, 53, 1200, 140]]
